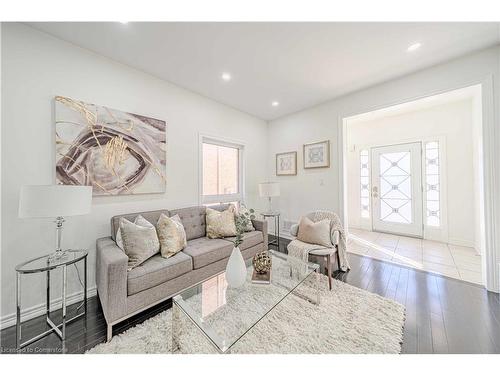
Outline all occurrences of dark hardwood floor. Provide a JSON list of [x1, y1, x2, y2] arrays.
[[2, 235, 499, 354]]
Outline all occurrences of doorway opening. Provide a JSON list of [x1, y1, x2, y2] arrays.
[[343, 85, 485, 285]]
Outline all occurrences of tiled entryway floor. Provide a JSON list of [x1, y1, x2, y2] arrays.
[[348, 228, 483, 285]]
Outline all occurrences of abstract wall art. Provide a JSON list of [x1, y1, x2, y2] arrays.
[[303, 140, 330, 169], [55, 96, 166, 195], [276, 151, 297, 176]]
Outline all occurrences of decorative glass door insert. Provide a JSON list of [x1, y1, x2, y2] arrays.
[[371, 143, 423, 237], [379, 151, 412, 224]]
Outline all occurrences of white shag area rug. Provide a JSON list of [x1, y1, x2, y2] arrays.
[[87, 276, 405, 354]]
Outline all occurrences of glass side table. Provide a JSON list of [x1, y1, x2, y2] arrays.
[[15, 249, 88, 351], [261, 212, 280, 250]]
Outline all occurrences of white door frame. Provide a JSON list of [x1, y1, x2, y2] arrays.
[[356, 136, 449, 243], [371, 142, 424, 237], [338, 79, 498, 293]]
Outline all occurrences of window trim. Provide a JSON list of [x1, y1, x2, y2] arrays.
[[199, 134, 245, 205]]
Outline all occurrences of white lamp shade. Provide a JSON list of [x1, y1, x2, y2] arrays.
[[19, 185, 92, 218], [258, 182, 280, 197]]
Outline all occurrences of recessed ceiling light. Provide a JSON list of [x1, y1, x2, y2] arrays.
[[271, 101, 279, 107], [221, 72, 232, 81], [407, 42, 422, 52]]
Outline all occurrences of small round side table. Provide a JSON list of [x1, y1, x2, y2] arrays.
[[15, 249, 88, 351], [261, 212, 280, 250]]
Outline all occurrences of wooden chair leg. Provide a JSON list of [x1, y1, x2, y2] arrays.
[[326, 254, 332, 290]]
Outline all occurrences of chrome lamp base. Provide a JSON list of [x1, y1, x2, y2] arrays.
[[48, 216, 67, 262]]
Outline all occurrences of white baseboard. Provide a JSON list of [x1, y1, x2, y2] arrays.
[[0, 287, 97, 329], [272, 229, 294, 240]]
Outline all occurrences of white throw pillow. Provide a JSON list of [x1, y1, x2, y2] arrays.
[[119, 217, 160, 270], [206, 206, 237, 238], [297, 217, 332, 248], [116, 215, 153, 250], [156, 214, 187, 258]]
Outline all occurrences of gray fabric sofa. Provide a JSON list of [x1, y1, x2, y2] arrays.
[[96, 204, 268, 341]]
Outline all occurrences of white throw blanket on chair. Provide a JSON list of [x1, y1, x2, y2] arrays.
[[287, 211, 350, 273]]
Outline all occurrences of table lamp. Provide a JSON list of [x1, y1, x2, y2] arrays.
[[18, 185, 92, 259], [258, 182, 280, 213]]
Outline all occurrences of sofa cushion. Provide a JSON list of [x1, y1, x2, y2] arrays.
[[238, 204, 255, 232], [111, 209, 170, 240], [182, 237, 234, 269], [297, 217, 332, 248], [222, 231, 263, 251], [120, 218, 160, 270], [116, 215, 155, 251], [206, 206, 237, 238], [157, 214, 187, 258], [170, 206, 206, 240], [127, 252, 193, 295]]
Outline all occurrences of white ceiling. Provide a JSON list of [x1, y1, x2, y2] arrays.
[[28, 22, 500, 121]]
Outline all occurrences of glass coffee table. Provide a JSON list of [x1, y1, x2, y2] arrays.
[[172, 249, 320, 354]]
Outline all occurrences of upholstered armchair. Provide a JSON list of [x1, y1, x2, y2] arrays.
[[288, 211, 341, 289]]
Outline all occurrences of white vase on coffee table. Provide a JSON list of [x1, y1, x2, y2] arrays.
[[225, 247, 247, 287]]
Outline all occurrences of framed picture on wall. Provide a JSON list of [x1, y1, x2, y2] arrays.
[[55, 95, 167, 195], [276, 151, 297, 176], [303, 140, 330, 169]]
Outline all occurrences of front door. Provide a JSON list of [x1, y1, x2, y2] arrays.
[[371, 142, 423, 237]]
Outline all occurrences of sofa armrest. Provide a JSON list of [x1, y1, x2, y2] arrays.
[[290, 223, 299, 237], [252, 219, 268, 249], [96, 237, 128, 323]]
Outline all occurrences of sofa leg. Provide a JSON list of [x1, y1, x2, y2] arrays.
[[107, 323, 113, 342]]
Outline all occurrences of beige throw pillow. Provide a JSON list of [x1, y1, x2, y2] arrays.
[[119, 217, 160, 270], [157, 214, 187, 258], [206, 207, 237, 238], [297, 217, 332, 248], [115, 215, 153, 250]]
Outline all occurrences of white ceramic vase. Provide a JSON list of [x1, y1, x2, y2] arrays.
[[225, 247, 247, 287]]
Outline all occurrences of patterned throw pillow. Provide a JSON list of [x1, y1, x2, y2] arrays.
[[156, 214, 187, 258], [297, 216, 332, 248], [206, 206, 237, 238], [238, 204, 255, 232], [115, 215, 153, 250], [119, 217, 160, 270]]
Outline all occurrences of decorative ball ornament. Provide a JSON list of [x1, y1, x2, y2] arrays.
[[252, 251, 272, 274]]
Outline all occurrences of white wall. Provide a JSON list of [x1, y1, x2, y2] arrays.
[[346, 99, 475, 247], [0, 23, 268, 326], [268, 46, 500, 291]]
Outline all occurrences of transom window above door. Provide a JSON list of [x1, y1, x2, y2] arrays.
[[201, 137, 243, 205]]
